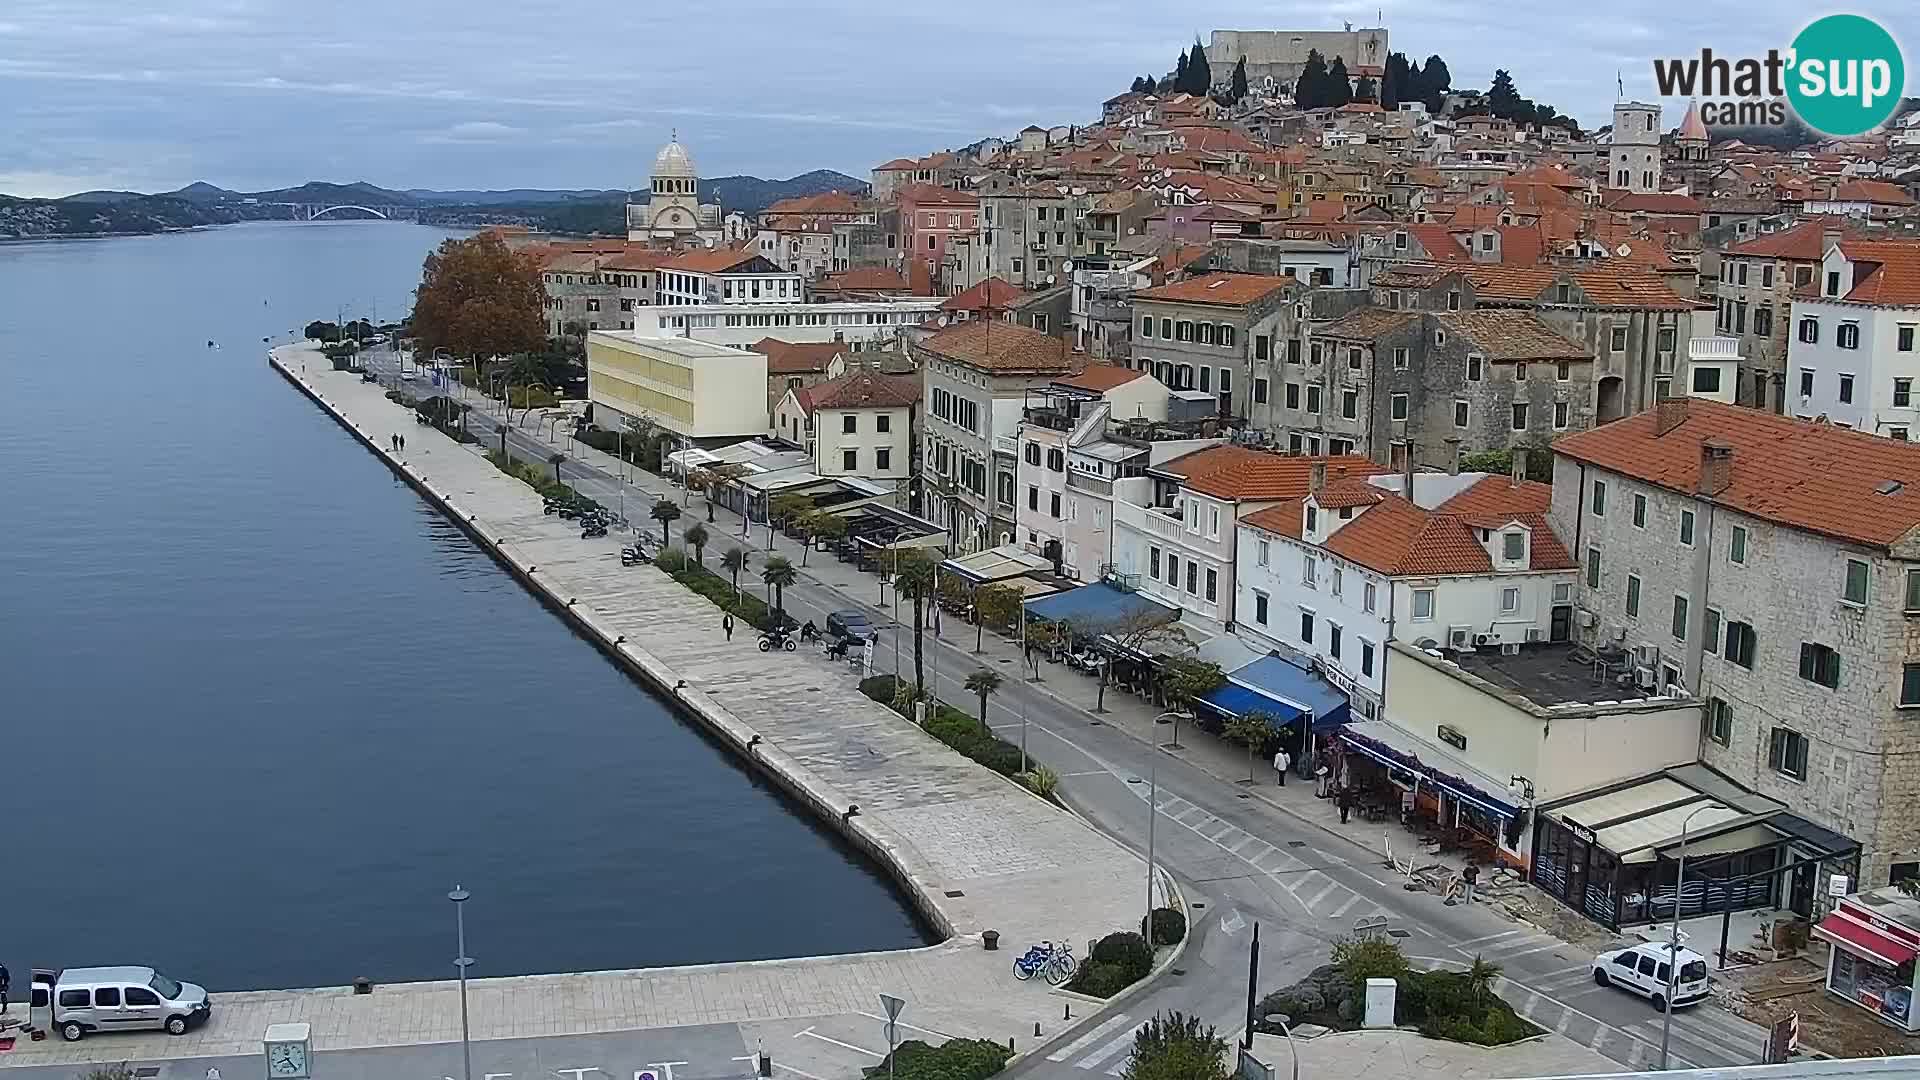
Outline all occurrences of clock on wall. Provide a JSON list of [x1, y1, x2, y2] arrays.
[[264, 1023, 312, 1080]]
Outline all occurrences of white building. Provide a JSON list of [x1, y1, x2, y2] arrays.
[[627, 134, 725, 245], [1110, 447, 1381, 633], [631, 300, 943, 348], [776, 368, 919, 482], [1014, 365, 1173, 578], [1606, 101, 1661, 194], [1234, 470, 1578, 719], [655, 248, 806, 307], [585, 333, 768, 441], [1787, 239, 1920, 438]]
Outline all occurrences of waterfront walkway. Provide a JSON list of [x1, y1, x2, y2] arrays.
[[0, 347, 1149, 1077]]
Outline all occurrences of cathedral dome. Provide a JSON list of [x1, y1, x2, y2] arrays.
[[654, 134, 696, 179]]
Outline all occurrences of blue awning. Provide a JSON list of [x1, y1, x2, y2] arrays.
[[1196, 681, 1306, 726], [1193, 655, 1351, 733], [1024, 581, 1176, 627], [1337, 722, 1522, 820]]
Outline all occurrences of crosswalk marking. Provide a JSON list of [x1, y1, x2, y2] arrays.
[[1046, 1014, 1134, 1062], [1457, 929, 1526, 947], [1075, 1023, 1146, 1071], [1329, 893, 1363, 919]]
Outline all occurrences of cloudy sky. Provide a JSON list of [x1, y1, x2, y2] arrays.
[[1, 0, 1912, 197]]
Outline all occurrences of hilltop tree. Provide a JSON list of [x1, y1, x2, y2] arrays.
[[1326, 56, 1354, 107], [1230, 56, 1250, 102], [1355, 75, 1378, 103], [1174, 49, 1189, 92], [1382, 52, 1411, 110], [1141, 74, 1158, 95], [1131, 76, 1146, 93], [1293, 49, 1330, 108], [1183, 36, 1213, 94], [1489, 69, 1523, 119], [1419, 54, 1453, 112], [410, 231, 544, 370]]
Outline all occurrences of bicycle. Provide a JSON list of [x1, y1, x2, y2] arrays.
[[1011, 940, 1078, 985]]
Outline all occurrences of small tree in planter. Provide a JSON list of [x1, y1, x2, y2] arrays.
[[1160, 657, 1225, 747], [548, 452, 566, 484], [682, 522, 710, 565], [1224, 712, 1274, 783], [964, 668, 1003, 736], [649, 497, 681, 546], [761, 555, 797, 624], [721, 547, 749, 601], [1123, 1011, 1230, 1080]]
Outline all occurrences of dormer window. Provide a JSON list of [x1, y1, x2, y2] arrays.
[[1306, 504, 1319, 533], [1502, 530, 1526, 562], [1555, 283, 1572, 304]]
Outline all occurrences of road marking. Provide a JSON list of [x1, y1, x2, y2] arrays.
[[796, 1028, 884, 1058], [773, 1065, 829, 1080], [1329, 894, 1363, 920], [1587, 1023, 1613, 1050], [1304, 880, 1343, 911], [1075, 1024, 1146, 1071], [1046, 1015, 1134, 1061], [1486, 941, 1569, 962], [855, 1011, 955, 1040], [1456, 929, 1525, 947]]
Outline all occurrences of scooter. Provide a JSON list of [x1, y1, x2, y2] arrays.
[[620, 545, 651, 566], [582, 524, 609, 539]]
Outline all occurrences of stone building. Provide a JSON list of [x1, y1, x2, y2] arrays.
[[914, 320, 1076, 553], [972, 185, 1085, 290], [1550, 397, 1920, 888], [1130, 273, 1297, 418], [1716, 218, 1860, 411], [1605, 102, 1662, 195], [626, 134, 725, 245], [1208, 27, 1389, 88]]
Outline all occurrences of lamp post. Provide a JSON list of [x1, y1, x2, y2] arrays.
[[1259, 1010, 1300, 1080], [448, 886, 475, 1080], [1659, 804, 1716, 1069]]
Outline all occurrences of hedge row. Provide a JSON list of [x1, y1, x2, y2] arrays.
[[1067, 930, 1155, 998], [858, 675, 1025, 777], [653, 549, 785, 632], [485, 450, 603, 511], [864, 1037, 1010, 1080]]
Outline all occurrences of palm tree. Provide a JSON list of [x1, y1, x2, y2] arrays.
[[1466, 955, 1502, 1002], [721, 547, 749, 602], [649, 497, 681, 546], [683, 522, 710, 564], [547, 452, 566, 485], [761, 556, 797, 622], [964, 669, 1003, 736], [894, 550, 938, 700], [1224, 712, 1274, 783]]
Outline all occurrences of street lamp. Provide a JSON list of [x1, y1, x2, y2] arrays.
[[448, 886, 475, 1080], [1659, 804, 1717, 1069], [1259, 1012, 1300, 1080]]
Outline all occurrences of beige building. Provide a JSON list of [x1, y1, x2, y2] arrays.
[[778, 368, 921, 482], [586, 333, 769, 441]]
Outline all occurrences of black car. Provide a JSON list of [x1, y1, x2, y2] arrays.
[[826, 609, 875, 644]]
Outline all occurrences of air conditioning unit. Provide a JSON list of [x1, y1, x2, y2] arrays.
[[1611, 625, 1629, 643], [1527, 628, 1547, 643], [1501, 642, 1522, 655], [1634, 665, 1658, 690], [1576, 609, 1598, 628], [1449, 627, 1474, 649], [1475, 632, 1502, 647], [1635, 643, 1662, 668]]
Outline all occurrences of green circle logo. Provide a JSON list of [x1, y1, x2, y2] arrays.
[[1786, 14, 1905, 136]]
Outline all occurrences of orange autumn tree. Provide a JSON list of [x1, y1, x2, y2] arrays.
[[410, 232, 546, 377]]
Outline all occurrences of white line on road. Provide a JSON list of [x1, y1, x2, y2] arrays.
[[1455, 929, 1526, 947], [1046, 1014, 1135, 1061], [795, 1028, 884, 1058], [1304, 880, 1343, 911], [1075, 1025, 1146, 1071], [1329, 894, 1363, 920], [855, 1011, 956, 1041], [773, 1065, 829, 1080]]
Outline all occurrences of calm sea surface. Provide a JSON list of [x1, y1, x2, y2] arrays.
[[0, 221, 928, 991]]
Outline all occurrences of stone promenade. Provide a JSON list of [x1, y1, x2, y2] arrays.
[[0, 346, 1149, 1071]]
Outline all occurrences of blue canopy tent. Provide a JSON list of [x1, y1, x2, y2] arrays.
[[1337, 721, 1522, 821], [1194, 655, 1352, 771], [1023, 581, 1175, 626]]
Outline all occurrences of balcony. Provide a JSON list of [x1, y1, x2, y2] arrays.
[[1066, 471, 1112, 496]]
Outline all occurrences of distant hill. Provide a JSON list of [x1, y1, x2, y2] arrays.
[[246, 181, 419, 206], [60, 190, 147, 204], [405, 188, 626, 206], [164, 181, 240, 204], [0, 194, 234, 238], [701, 169, 866, 215]]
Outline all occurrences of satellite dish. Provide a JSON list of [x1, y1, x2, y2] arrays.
[[1617, 243, 1633, 256], [1062, 260, 1076, 275], [1046, 274, 1057, 285], [936, 314, 951, 327]]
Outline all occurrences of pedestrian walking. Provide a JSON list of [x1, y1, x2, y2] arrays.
[[1337, 785, 1354, 825], [722, 613, 734, 642], [1272, 746, 1291, 787], [398, 434, 406, 451], [1462, 863, 1479, 905]]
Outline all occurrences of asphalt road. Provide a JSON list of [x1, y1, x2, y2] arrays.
[[367, 362, 1775, 1079]]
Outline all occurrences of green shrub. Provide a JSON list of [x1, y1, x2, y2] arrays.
[[1092, 931, 1153, 971], [859, 675, 900, 704], [1331, 934, 1409, 992], [1065, 960, 1141, 998], [1143, 907, 1187, 947], [864, 1037, 1010, 1080], [1019, 765, 1059, 799]]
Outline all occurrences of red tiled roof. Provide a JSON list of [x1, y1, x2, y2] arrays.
[[1460, 264, 1702, 311], [919, 319, 1073, 373], [875, 158, 919, 171], [1313, 478, 1388, 509], [1438, 475, 1554, 520], [1834, 240, 1920, 307], [1725, 217, 1860, 261], [1158, 449, 1384, 502], [808, 369, 921, 410], [1316, 308, 1418, 341], [897, 183, 978, 208], [786, 385, 817, 416], [820, 266, 911, 293], [1135, 272, 1294, 306], [1435, 310, 1589, 361], [1055, 364, 1145, 393], [663, 247, 762, 274], [941, 277, 1022, 312], [750, 338, 840, 375], [1552, 397, 1920, 550], [1242, 499, 1307, 539], [1603, 192, 1705, 215], [1825, 180, 1916, 207], [1318, 495, 1575, 576]]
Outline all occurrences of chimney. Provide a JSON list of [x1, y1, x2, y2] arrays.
[[1822, 222, 1842, 257], [1309, 460, 1328, 494], [1654, 395, 1690, 436], [1511, 447, 1529, 482], [1445, 436, 1463, 475], [1698, 439, 1734, 496], [1401, 438, 1416, 499]]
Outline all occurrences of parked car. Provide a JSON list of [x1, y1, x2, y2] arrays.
[[1591, 942, 1710, 1010], [826, 609, 875, 644], [46, 966, 211, 1040]]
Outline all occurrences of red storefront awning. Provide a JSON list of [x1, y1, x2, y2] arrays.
[[1815, 913, 1918, 969]]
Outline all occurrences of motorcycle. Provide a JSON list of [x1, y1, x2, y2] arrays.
[[757, 631, 798, 653], [620, 545, 651, 566], [582, 525, 609, 539]]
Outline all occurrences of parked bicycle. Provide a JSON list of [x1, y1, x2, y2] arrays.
[[1011, 940, 1077, 985]]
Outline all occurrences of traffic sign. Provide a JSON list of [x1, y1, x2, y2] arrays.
[[880, 993, 905, 1021]]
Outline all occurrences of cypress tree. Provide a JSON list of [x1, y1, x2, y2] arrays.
[[1185, 36, 1213, 94], [1293, 49, 1328, 108], [1326, 56, 1353, 107], [1230, 56, 1249, 102], [1174, 49, 1189, 93]]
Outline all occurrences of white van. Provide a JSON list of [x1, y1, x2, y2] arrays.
[[1591, 942, 1710, 1010], [48, 966, 211, 1040]]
